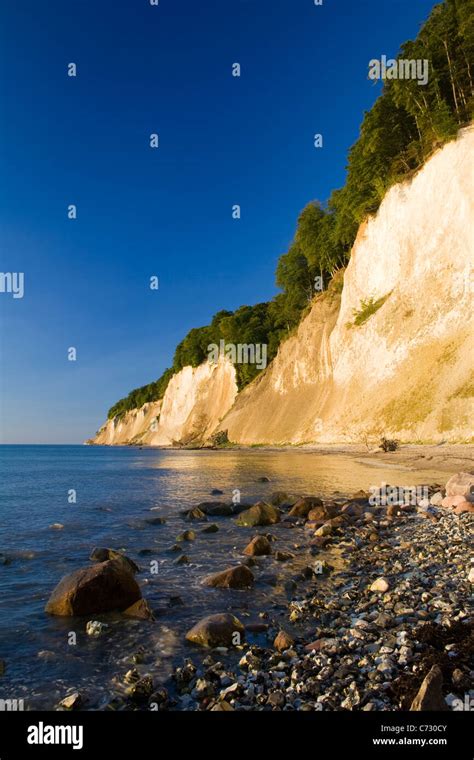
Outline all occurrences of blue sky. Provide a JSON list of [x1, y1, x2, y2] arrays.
[[0, 0, 436, 443]]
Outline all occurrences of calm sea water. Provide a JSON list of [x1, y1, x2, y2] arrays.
[[0, 445, 442, 709]]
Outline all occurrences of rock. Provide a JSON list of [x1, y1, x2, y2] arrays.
[[211, 701, 234, 711], [50, 523, 64, 530], [203, 565, 254, 589], [0, 553, 11, 566], [256, 476, 270, 482], [267, 690, 285, 708], [128, 675, 154, 703], [175, 554, 190, 565], [202, 524, 219, 534], [468, 567, 474, 583], [144, 516, 166, 525], [86, 620, 109, 637], [274, 550, 294, 561], [176, 530, 196, 541], [370, 577, 390, 593], [184, 507, 207, 521], [274, 630, 294, 651], [197, 502, 234, 516], [308, 503, 340, 521], [185, 613, 244, 647], [243, 535, 272, 556], [269, 492, 297, 508], [45, 560, 142, 616], [59, 692, 82, 710], [304, 638, 338, 653], [441, 494, 468, 508], [90, 548, 140, 575], [453, 501, 474, 515], [123, 599, 154, 620], [235, 502, 280, 527], [0, 659, 5, 675], [445, 472, 474, 499], [410, 665, 448, 711], [314, 523, 332, 537], [210, 489, 224, 495], [288, 497, 323, 518], [430, 491, 444, 506]]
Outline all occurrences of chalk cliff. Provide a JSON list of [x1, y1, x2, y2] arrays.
[[89, 127, 473, 446]]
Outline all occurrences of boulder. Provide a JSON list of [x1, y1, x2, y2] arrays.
[[185, 613, 244, 647], [445, 472, 474, 499], [308, 503, 340, 521], [441, 493, 468, 509], [243, 536, 272, 556], [410, 665, 447, 711], [201, 524, 219, 534], [235, 502, 280, 527], [45, 560, 141, 616], [90, 548, 139, 575], [184, 507, 207, 521], [274, 630, 294, 651], [453, 501, 474, 515], [288, 497, 323, 518], [203, 565, 254, 589], [269, 492, 298, 508], [123, 599, 154, 620]]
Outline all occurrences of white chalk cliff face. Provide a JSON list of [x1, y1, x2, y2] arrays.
[[90, 358, 238, 446], [89, 127, 473, 446]]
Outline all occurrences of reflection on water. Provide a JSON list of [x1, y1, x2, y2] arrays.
[[0, 446, 443, 709]]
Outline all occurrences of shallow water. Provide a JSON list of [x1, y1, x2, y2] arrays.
[[0, 445, 444, 709]]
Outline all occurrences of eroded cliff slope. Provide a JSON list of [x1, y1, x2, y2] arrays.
[[90, 127, 473, 446]]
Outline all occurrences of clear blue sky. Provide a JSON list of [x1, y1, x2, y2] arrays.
[[0, 0, 436, 443]]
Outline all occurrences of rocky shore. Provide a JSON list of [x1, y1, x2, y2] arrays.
[[40, 471, 473, 712]]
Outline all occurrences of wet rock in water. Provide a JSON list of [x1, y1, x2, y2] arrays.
[[256, 476, 270, 483], [86, 620, 109, 637], [210, 489, 224, 495], [175, 554, 190, 565], [144, 516, 167, 525], [90, 548, 140, 575], [270, 491, 298, 508], [370, 577, 390, 593], [197, 502, 234, 516], [185, 613, 245, 647], [274, 550, 294, 562], [243, 535, 272, 556], [176, 530, 195, 542], [246, 622, 268, 633], [168, 595, 184, 607], [138, 548, 155, 556], [128, 675, 154, 703], [184, 507, 207, 521], [235, 502, 280, 527], [201, 524, 219, 534], [149, 686, 170, 710], [203, 564, 254, 589], [50, 523, 64, 530], [0, 553, 11, 566], [123, 599, 154, 620], [58, 692, 82, 710], [274, 630, 294, 652], [289, 497, 323, 518], [410, 665, 447, 711], [45, 560, 142, 616], [169, 544, 183, 552]]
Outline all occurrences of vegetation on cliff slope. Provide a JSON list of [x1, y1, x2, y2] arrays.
[[108, 0, 473, 420]]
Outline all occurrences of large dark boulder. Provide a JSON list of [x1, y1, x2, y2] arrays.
[[89, 547, 139, 575], [288, 497, 323, 518], [45, 560, 141, 616]]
